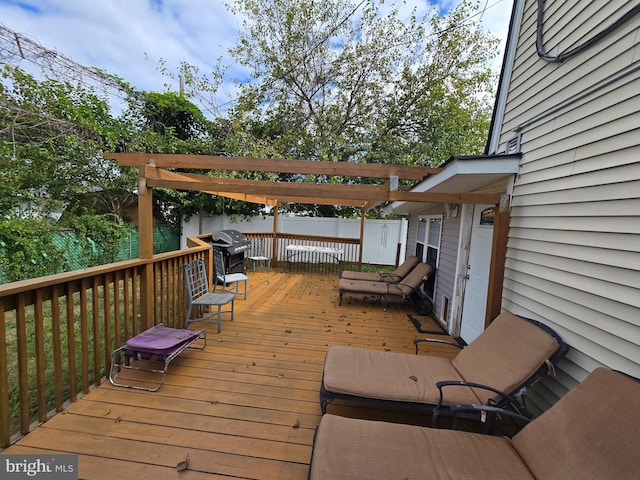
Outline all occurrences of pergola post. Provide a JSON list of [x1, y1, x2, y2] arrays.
[[272, 202, 279, 267], [138, 171, 155, 330], [358, 208, 365, 271]]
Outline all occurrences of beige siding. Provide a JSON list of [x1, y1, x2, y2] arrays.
[[495, 0, 640, 410], [437, 216, 461, 323]]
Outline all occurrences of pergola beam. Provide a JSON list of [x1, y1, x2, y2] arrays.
[[105, 152, 439, 181], [142, 166, 384, 201], [141, 165, 501, 205]]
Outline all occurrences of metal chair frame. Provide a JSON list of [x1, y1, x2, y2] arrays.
[[214, 249, 249, 299], [184, 258, 236, 332], [247, 237, 271, 273]]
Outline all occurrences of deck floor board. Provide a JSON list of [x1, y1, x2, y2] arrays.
[[2, 269, 460, 479]]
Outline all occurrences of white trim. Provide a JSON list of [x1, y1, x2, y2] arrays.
[[407, 157, 520, 193], [384, 156, 520, 215], [450, 204, 473, 336], [487, 0, 525, 154]]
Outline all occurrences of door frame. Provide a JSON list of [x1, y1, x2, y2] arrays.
[[450, 198, 510, 337], [459, 204, 495, 343]]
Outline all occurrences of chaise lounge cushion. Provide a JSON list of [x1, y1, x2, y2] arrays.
[[309, 414, 535, 480], [310, 369, 639, 480], [340, 256, 420, 282], [322, 312, 561, 407], [322, 347, 479, 405], [452, 312, 559, 404], [512, 367, 640, 479], [339, 262, 433, 298]]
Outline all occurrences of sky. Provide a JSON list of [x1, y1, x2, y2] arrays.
[[0, 0, 513, 116]]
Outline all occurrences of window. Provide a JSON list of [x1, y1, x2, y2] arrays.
[[415, 216, 441, 297], [480, 207, 495, 226]]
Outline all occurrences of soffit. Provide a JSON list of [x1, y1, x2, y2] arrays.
[[387, 154, 521, 214]]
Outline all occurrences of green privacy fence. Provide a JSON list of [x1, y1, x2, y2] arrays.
[[0, 226, 179, 284]]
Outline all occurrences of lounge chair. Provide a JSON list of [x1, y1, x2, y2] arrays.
[[109, 324, 205, 391], [340, 255, 420, 282], [338, 262, 434, 308], [320, 312, 568, 418], [309, 368, 640, 480]]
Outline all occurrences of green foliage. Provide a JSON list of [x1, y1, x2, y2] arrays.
[[143, 91, 210, 140], [0, 218, 68, 282], [227, 0, 498, 169], [61, 213, 130, 267], [0, 66, 138, 217], [220, 0, 499, 216]]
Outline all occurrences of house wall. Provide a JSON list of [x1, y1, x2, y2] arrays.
[[494, 0, 640, 410], [408, 206, 461, 323]]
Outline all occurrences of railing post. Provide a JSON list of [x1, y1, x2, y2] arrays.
[[272, 203, 279, 267], [358, 208, 365, 270], [138, 170, 155, 330], [0, 299, 10, 448]]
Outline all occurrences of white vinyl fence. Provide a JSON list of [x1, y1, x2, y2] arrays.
[[182, 214, 407, 266]]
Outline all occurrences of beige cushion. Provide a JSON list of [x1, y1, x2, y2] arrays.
[[323, 346, 480, 405], [396, 262, 433, 291], [339, 262, 433, 299], [340, 270, 387, 282], [513, 368, 640, 479], [452, 312, 559, 404], [340, 256, 420, 282], [309, 414, 535, 480], [339, 278, 391, 295], [389, 255, 420, 278]]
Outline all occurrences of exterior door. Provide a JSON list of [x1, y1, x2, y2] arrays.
[[459, 205, 494, 343]]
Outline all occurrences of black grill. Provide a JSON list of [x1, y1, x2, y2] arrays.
[[211, 229, 249, 274]]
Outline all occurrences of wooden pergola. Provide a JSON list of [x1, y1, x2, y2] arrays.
[[104, 153, 508, 326]]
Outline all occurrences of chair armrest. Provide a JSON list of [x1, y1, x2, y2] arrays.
[[413, 338, 464, 355], [449, 404, 533, 424], [435, 380, 529, 417], [448, 403, 533, 435]]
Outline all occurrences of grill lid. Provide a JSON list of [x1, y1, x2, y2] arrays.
[[211, 229, 246, 246]]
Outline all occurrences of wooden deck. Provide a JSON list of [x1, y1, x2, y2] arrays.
[[2, 270, 460, 480]]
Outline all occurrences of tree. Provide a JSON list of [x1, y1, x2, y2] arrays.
[[227, 0, 498, 168], [0, 66, 138, 217], [0, 66, 138, 280]]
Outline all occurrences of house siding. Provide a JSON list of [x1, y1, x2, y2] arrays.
[[495, 0, 640, 409], [437, 216, 460, 325]]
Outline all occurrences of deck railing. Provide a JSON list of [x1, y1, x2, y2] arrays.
[[200, 231, 361, 272], [0, 232, 358, 448], [0, 244, 210, 448]]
